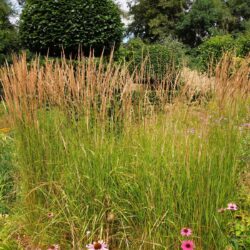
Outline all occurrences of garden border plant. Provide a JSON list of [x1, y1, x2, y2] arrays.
[[0, 53, 249, 249]]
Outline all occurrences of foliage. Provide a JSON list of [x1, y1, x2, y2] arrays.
[[0, 0, 19, 97], [236, 32, 250, 57], [19, 0, 123, 57], [227, 0, 250, 33], [117, 38, 185, 80], [195, 35, 235, 70], [229, 213, 250, 249], [177, 0, 233, 47], [0, 0, 19, 65], [0, 54, 249, 249], [226, 131, 250, 250], [128, 0, 250, 48], [193, 33, 250, 71], [2, 104, 248, 249], [0, 132, 14, 214], [0, 0, 13, 30], [128, 0, 188, 42]]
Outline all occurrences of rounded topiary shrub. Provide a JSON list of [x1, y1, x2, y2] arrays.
[[19, 0, 123, 57]]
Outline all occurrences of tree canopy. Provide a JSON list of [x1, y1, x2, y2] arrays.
[[0, 0, 18, 64], [128, 0, 190, 42], [177, 0, 233, 47], [128, 0, 250, 47], [1, 0, 250, 64], [0, 0, 13, 29], [227, 0, 250, 33]]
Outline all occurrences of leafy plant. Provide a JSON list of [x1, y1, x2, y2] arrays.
[[0, 0, 19, 65], [0, 53, 248, 249], [19, 0, 124, 57], [117, 38, 185, 82], [236, 33, 250, 57], [192, 33, 250, 71], [0, 132, 15, 214], [196, 35, 235, 70]]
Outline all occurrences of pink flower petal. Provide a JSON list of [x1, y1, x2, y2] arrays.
[[181, 228, 192, 236], [181, 240, 195, 250]]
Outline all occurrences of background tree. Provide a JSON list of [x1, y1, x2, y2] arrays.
[[0, 0, 18, 64], [0, 0, 18, 97], [176, 0, 233, 47], [19, 0, 124, 57], [128, 0, 190, 42], [227, 0, 250, 33], [128, 0, 250, 47], [0, 0, 18, 65]]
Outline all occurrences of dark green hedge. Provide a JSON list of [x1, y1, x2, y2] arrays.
[[19, 0, 123, 57]]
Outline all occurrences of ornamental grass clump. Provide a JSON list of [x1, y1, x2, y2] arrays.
[[0, 53, 249, 249]]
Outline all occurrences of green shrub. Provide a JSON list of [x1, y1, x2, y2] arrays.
[[0, 53, 249, 249], [0, 30, 19, 65], [193, 33, 250, 71], [196, 35, 235, 70], [236, 33, 250, 57], [0, 29, 19, 97], [117, 38, 185, 80], [19, 0, 123, 57]]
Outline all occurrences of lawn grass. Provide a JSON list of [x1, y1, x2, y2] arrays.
[[0, 54, 249, 249]]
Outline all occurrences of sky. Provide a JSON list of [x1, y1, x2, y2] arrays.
[[116, 0, 129, 11]]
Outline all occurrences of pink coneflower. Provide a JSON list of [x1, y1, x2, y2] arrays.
[[181, 240, 195, 250], [181, 228, 192, 236], [86, 240, 108, 250], [47, 212, 54, 218], [227, 203, 238, 211], [47, 244, 60, 250]]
